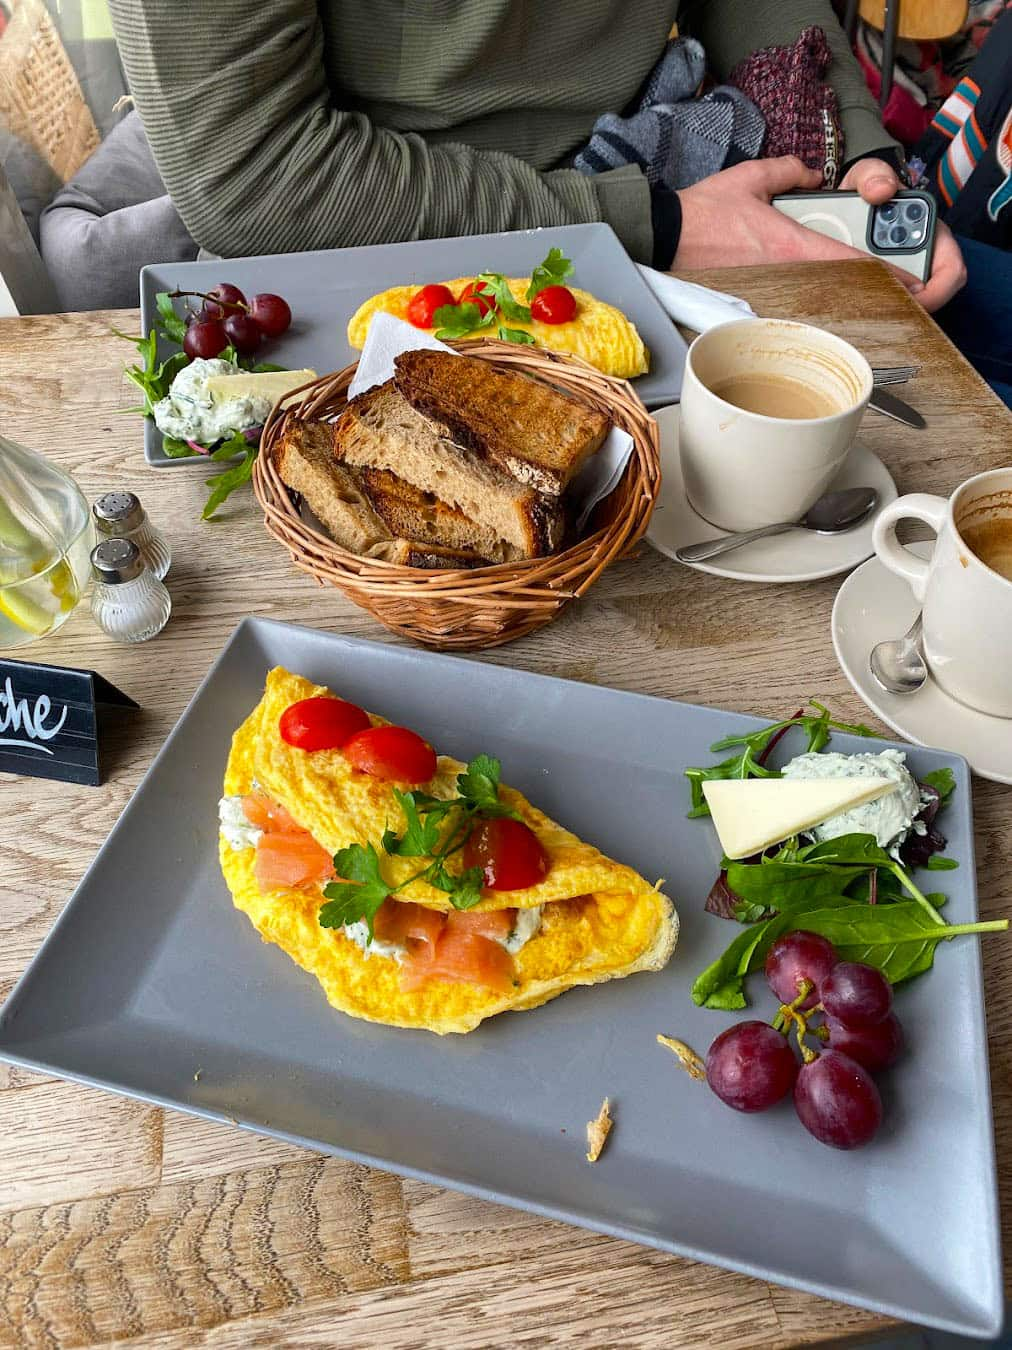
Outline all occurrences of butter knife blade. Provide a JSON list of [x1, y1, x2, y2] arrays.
[[868, 386, 926, 429]]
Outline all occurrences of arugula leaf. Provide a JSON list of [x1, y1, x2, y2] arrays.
[[383, 788, 444, 857], [202, 442, 257, 520], [161, 435, 198, 459], [926, 855, 959, 871], [319, 844, 392, 937], [476, 272, 532, 324], [497, 326, 536, 344], [922, 767, 957, 804], [526, 247, 574, 301], [433, 300, 496, 341], [155, 291, 187, 344]]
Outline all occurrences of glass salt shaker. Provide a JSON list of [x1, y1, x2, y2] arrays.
[[92, 491, 171, 580], [89, 538, 171, 643]]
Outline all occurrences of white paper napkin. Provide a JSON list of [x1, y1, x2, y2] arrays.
[[637, 264, 756, 334], [347, 313, 635, 534]]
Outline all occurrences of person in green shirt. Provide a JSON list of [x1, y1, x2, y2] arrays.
[[48, 0, 965, 310]]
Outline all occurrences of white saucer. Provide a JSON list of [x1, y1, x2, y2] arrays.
[[832, 543, 1012, 784], [646, 405, 898, 583]]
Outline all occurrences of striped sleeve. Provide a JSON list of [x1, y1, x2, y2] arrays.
[[106, 0, 654, 261]]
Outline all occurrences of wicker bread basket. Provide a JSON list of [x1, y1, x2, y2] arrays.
[[254, 339, 660, 650]]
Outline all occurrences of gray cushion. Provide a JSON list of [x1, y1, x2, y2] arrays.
[[39, 110, 197, 311]]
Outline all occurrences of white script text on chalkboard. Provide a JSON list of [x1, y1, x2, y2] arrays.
[[0, 675, 68, 755]]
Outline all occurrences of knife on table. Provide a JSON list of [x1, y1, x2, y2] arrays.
[[868, 387, 926, 429]]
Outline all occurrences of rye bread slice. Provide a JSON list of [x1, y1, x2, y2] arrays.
[[394, 349, 609, 496], [332, 383, 564, 558], [359, 467, 521, 565]]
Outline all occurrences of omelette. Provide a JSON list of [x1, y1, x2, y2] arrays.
[[219, 668, 677, 1035], [347, 276, 649, 380]]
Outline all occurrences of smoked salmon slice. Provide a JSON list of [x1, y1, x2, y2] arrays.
[[447, 908, 516, 942], [373, 899, 445, 956], [254, 830, 335, 891], [241, 791, 302, 835], [401, 925, 515, 995]]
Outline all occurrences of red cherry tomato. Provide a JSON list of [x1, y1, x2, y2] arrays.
[[344, 725, 437, 784], [406, 284, 456, 329], [279, 697, 371, 751], [530, 285, 577, 325], [462, 817, 549, 891], [457, 280, 496, 317]]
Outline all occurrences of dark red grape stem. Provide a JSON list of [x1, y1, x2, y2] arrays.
[[168, 288, 248, 315]]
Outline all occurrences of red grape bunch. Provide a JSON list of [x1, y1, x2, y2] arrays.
[[178, 283, 293, 360], [704, 932, 904, 1150]]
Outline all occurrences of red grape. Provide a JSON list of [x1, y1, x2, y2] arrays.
[[794, 1050, 882, 1149], [825, 1012, 904, 1072], [248, 293, 292, 337], [765, 931, 838, 1010], [223, 313, 263, 355], [798, 1047, 885, 1144], [821, 962, 893, 1027], [183, 319, 228, 360], [200, 282, 246, 321], [705, 1021, 798, 1113]]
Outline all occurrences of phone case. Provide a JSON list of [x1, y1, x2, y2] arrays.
[[771, 189, 937, 281]]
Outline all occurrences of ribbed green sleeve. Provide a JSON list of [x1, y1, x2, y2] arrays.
[[106, 0, 655, 261], [682, 0, 901, 166]]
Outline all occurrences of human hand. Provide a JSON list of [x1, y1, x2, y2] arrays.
[[675, 156, 966, 313], [839, 157, 966, 312]]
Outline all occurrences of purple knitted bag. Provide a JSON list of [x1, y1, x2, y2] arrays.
[[730, 26, 844, 186]]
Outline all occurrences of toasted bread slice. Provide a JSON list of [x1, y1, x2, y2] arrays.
[[274, 418, 390, 554], [333, 384, 564, 559], [359, 468, 521, 566], [274, 418, 487, 570], [394, 349, 609, 496]]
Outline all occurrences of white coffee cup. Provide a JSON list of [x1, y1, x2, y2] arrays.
[[679, 318, 873, 532], [872, 467, 1012, 718]]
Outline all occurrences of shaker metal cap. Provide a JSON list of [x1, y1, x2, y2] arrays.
[[93, 490, 144, 535], [90, 537, 144, 584]]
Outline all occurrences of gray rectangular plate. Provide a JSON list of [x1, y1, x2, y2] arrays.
[[0, 618, 1000, 1337], [139, 223, 687, 465]]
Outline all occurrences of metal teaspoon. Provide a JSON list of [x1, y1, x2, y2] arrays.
[[870, 613, 928, 695], [675, 486, 879, 564]]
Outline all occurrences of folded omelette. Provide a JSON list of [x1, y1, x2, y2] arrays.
[[219, 668, 677, 1034]]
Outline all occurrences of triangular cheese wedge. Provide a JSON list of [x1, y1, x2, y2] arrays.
[[702, 777, 898, 860], [205, 368, 316, 405]]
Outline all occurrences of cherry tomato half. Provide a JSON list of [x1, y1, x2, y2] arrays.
[[462, 817, 549, 891], [279, 697, 371, 751], [406, 284, 456, 329], [344, 725, 437, 784], [457, 280, 496, 317], [530, 285, 576, 325]]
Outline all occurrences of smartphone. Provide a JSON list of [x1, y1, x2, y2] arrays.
[[771, 189, 937, 281]]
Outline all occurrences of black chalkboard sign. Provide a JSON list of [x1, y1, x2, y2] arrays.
[[0, 659, 138, 786]]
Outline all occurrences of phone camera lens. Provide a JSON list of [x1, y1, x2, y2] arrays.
[[879, 203, 898, 222], [905, 201, 925, 221], [889, 224, 909, 245]]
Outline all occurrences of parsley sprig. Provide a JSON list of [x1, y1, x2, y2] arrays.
[[526, 246, 574, 300], [684, 702, 880, 818], [318, 754, 522, 936]]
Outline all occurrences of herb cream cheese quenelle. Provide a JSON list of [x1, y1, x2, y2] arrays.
[[152, 361, 316, 445], [781, 749, 926, 853]]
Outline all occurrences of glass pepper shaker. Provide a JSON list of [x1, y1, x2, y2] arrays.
[[89, 538, 171, 643], [92, 491, 171, 580]]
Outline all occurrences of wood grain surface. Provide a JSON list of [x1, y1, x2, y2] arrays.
[[0, 260, 1009, 1349]]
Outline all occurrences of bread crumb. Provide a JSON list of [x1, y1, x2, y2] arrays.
[[656, 1034, 706, 1081], [586, 1097, 613, 1163]]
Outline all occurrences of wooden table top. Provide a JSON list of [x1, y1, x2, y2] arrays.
[[1, 259, 1009, 1349]]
